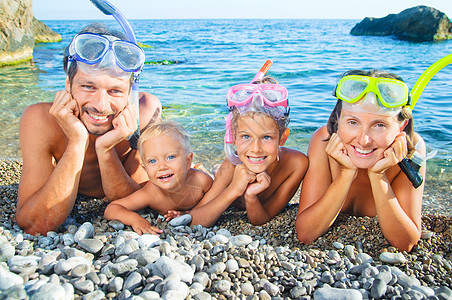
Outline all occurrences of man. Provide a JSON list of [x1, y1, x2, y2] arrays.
[[16, 23, 162, 235]]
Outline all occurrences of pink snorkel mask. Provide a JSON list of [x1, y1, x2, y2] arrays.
[[224, 60, 290, 165]]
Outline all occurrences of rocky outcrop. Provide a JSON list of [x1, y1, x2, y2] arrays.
[[0, 0, 61, 66], [32, 17, 61, 43], [350, 6, 452, 42]]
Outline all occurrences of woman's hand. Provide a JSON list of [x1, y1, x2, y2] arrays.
[[326, 133, 357, 171], [369, 132, 407, 175]]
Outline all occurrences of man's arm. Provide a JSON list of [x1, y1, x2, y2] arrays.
[[16, 102, 88, 235], [96, 92, 162, 200]]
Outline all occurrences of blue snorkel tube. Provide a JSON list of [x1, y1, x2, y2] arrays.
[[89, 0, 142, 149]]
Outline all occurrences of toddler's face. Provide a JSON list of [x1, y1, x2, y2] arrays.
[[234, 114, 282, 174], [141, 134, 192, 192]]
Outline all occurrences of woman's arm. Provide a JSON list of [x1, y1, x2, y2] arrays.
[[245, 149, 308, 225], [368, 133, 425, 251], [296, 128, 357, 243]]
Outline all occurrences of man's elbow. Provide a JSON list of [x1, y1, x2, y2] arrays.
[[16, 215, 57, 236]]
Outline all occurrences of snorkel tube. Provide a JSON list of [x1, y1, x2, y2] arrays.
[[89, 0, 142, 149], [224, 60, 273, 165], [409, 53, 452, 110], [396, 54, 450, 187]]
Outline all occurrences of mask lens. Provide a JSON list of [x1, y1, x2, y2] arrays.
[[261, 89, 284, 102], [232, 87, 254, 102], [377, 82, 407, 107], [113, 41, 144, 71], [74, 34, 107, 62], [339, 79, 368, 101]]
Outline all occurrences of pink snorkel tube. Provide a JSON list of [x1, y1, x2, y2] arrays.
[[224, 60, 273, 165]]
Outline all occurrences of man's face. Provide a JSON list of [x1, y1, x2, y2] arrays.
[[66, 69, 131, 136]]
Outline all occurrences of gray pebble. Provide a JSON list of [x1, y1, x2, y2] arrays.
[[78, 238, 104, 254], [169, 214, 192, 227], [379, 252, 407, 264], [0, 242, 15, 262], [74, 222, 95, 243], [314, 287, 363, 300], [215, 279, 231, 293], [108, 276, 124, 293], [124, 271, 142, 291], [370, 278, 387, 298], [229, 234, 253, 247]]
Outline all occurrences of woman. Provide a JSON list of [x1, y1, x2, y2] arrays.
[[296, 69, 426, 252]]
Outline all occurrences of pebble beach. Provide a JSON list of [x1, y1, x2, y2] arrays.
[[0, 159, 451, 299]]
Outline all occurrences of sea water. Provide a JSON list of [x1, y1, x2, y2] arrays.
[[0, 19, 451, 182]]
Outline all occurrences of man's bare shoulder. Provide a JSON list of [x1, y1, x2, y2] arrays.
[[138, 92, 162, 130], [21, 102, 61, 135]]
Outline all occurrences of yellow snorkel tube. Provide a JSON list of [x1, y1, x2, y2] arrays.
[[409, 53, 452, 110]]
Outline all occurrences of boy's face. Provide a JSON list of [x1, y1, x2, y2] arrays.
[[234, 114, 283, 174], [141, 134, 192, 192]]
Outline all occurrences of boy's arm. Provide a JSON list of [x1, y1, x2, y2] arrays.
[[104, 186, 162, 235], [189, 160, 252, 228], [96, 92, 162, 200], [245, 150, 308, 225], [16, 101, 88, 235]]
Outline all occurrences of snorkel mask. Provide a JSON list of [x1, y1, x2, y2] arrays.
[[224, 60, 290, 165], [64, 0, 143, 149], [333, 73, 410, 117]]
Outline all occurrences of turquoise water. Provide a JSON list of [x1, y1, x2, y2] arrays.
[[1, 19, 451, 180]]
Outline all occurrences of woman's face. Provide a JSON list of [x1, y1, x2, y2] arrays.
[[337, 109, 406, 169]]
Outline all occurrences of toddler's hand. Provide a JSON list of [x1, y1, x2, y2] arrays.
[[164, 210, 185, 221], [131, 217, 163, 235]]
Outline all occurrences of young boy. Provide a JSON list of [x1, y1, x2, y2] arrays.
[[104, 121, 213, 235]]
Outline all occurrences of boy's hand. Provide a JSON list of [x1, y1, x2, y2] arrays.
[[131, 216, 163, 235], [369, 132, 407, 175], [245, 172, 271, 197], [230, 164, 256, 195], [164, 210, 185, 221]]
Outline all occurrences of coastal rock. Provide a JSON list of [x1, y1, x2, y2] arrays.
[[0, 0, 60, 66], [31, 17, 61, 43], [350, 5, 452, 42]]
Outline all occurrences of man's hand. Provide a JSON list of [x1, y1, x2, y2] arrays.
[[49, 90, 88, 145], [369, 132, 407, 175], [95, 103, 137, 152]]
